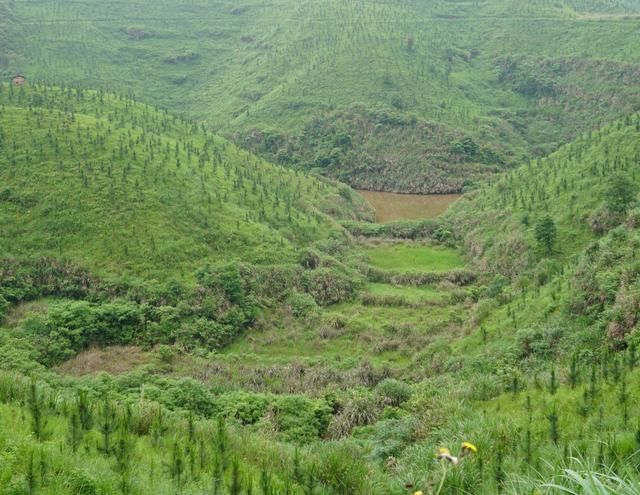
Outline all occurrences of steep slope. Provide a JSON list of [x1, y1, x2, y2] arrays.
[[0, 83, 370, 280], [4, 0, 640, 192], [363, 112, 640, 494], [447, 112, 640, 279]]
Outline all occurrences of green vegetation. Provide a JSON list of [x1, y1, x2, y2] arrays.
[[1, 1, 640, 494], [3, 0, 640, 191], [362, 244, 464, 273], [2, 107, 640, 492], [0, 83, 370, 278], [535, 216, 557, 254]]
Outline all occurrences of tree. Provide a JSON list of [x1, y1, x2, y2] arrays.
[[28, 379, 47, 441], [605, 174, 636, 215], [535, 216, 556, 254], [406, 34, 415, 51]]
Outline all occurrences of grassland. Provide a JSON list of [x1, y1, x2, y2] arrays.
[[362, 244, 465, 273], [2, 0, 640, 191]]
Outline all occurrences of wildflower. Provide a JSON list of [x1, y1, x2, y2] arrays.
[[413, 492, 424, 495], [460, 442, 478, 457]]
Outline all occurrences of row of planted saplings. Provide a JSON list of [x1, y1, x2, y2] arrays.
[[0, 372, 329, 495], [406, 348, 640, 493], [507, 350, 639, 490]]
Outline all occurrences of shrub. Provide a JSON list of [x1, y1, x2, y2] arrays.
[[516, 325, 563, 359], [167, 378, 215, 417], [214, 392, 269, 425], [285, 290, 318, 318], [19, 301, 144, 365], [0, 294, 7, 321], [270, 396, 332, 442], [156, 344, 176, 364], [327, 393, 379, 438], [302, 268, 360, 306], [341, 219, 439, 240], [375, 379, 412, 407], [175, 318, 236, 351]]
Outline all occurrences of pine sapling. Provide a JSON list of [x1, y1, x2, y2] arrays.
[[228, 456, 242, 495], [548, 368, 558, 395], [618, 377, 629, 429], [568, 354, 579, 389], [260, 464, 272, 495], [170, 440, 185, 488], [547, 408, 560, 445], [28, 378, 47, 441], [67, 412, 83, 454], [26, 449, 37, 495]]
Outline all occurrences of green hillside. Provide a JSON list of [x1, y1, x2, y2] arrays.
[[0, 84, 376, 493], [3, 0, 640, 192], [0, 83, 370, 279], [191, 113, 640, 492]]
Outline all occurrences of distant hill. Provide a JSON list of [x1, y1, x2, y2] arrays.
[[0, 0, 16, 70], [4, 0, 640, 192]]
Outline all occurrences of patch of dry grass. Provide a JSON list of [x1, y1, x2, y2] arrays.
[[2, 300, 49, 328], [55, 346, 149, 376]]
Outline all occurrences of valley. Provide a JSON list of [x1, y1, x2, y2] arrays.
[[1, 1, 640, 494]]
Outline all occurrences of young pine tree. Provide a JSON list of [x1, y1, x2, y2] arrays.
[[67, 411, 83, 454], [547, 408, 560, 445], [228, 456, 242, 495], [99, 395, 117, 454], [114, 426, 135, 495], [28, 378, 47, 441]]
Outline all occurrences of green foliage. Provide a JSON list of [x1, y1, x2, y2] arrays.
[[1, 2, 640, 494], [375, 379, 412, 407], [605, 174, 637, 215], [285, 291, 318, 318], [0, 84, 363, 280], [341, 219, 440, 240], [535, 217, 557, 254], [301, 268, 360, 306]]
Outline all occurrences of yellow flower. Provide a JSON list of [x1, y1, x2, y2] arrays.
[[413, 492, 424, 495], [461, 442, 478, 455]]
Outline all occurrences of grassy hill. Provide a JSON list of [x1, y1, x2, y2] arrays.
[[0, 83, 376, 493], [0, 82, 370, 280], [184, 113, 640, 492], [3, 0, 640, 192], [0, 0, 15, 70]]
